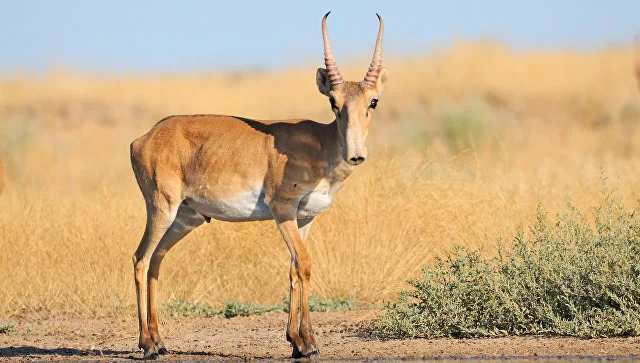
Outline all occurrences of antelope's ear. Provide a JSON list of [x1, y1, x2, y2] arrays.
[[375, 68, 389, 97], [316, 68, 332, 97]]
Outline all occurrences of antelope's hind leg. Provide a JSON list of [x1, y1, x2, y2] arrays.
[[147, 201, 206, 356], [133, 197, 179, 359], [133, 197, 206, 359]]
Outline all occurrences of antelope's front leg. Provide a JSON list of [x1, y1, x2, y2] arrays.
[[286, 258, 303, 356], [273, 209, 319, 358]]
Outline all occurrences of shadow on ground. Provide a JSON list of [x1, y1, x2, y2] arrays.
[[0, 346, 130, 359], [0, 346, 271, 361]]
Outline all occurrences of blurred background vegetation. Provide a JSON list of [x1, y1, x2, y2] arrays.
[[1, 2, 640, 321]]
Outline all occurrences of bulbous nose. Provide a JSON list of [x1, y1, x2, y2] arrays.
[[348, 156, 365, 165]]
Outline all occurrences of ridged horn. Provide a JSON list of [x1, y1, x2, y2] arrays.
[[362, 13, 384, 88], [322, 11, 344, 88]]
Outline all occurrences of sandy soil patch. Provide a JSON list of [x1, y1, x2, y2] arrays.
[[1, 311, 639, 361]]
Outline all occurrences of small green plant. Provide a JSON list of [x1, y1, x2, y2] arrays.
[[164, 294, 359, 319], [0, 321, 18, 335], [165, 299, 221, 318], [223, 300, 285, 318], [371, 182, 640, 339], [308, 294, 358, 312]]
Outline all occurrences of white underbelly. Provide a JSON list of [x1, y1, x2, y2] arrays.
[[297, 184, 334, 218], [185, 181, 337, 222], [186, 188, 272, 222]]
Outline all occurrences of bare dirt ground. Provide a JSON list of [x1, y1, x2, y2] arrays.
[[1, 311, 639, 361]]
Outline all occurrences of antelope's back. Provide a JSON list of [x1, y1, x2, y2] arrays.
[[130, 115, 279, 196]]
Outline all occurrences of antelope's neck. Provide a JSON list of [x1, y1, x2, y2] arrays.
[[322, 120, 356, 184], [292, 120, 355, 219]]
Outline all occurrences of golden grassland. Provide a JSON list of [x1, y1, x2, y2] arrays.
[[1, 42, 640, 317]]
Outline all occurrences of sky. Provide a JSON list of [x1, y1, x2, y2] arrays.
[[0, 0, 638, 74]]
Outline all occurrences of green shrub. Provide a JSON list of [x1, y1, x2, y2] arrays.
[[372, 185, 640, 338]]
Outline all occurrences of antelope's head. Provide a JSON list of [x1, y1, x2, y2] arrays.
[[316, 12, 389, 166]]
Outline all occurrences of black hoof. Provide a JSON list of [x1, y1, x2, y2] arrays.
[[303, 349, 319, 358], [143, 352, 159, 360], [291, 348, 303, 359], [291, 349, 319, 359], [157, 347, 169, 355]]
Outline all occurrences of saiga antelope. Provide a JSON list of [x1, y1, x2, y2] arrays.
[[130, 12, 388, 359]]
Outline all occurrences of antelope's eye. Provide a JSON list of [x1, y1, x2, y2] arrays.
[[370, 99, 378, 109], [330, 98, 337, 109]]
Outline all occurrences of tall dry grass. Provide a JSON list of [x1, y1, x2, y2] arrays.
[[1, 43, 640, 317]]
